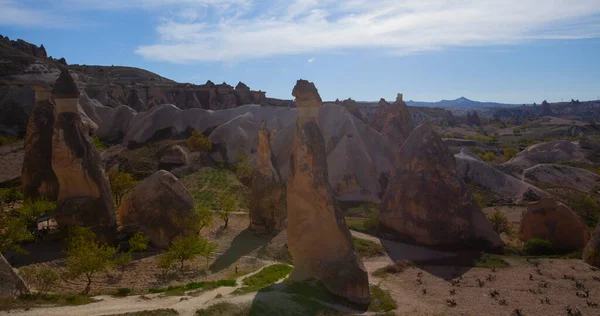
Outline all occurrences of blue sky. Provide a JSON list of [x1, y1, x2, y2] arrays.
[[1, 0, 599, 103]]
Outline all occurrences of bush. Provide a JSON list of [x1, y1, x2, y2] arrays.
[[479, 151, 496, 162], [114, 252, 133, 271], [486, 208, 512, 236], [567, 192, 600, 228], [91, 136, 106, 151], [503, 146, 519, 161], [129, 232, 149, 252], [19, 198, 56, 230], [19, 267, 60, 292], [523, 238, 554, 256], [234, 152, 254, 180], [0, 187, 24, 209], [187, 130, 212, 152], [114, 288, 133, 297], [443, 132, 454, 138]]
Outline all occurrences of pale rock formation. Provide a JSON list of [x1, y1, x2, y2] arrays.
[[502, 140, 591, 169], [96, 105, 137, 143], [21, 85, 59, 200], [118, 170, 195, 248], [379, 124, 503, 251], [287, 79, 370, 305], [520, 198, 590, 250], [50, 68, 116, 239], [583, 222, 600, 267], [250, 121, 286, 233], [0, 253, 29, 298]]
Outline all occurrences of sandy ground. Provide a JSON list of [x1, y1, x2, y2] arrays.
[[0, 143, 24, 184]]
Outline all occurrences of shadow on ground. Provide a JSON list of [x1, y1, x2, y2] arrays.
[[209, 228, 275, 273]]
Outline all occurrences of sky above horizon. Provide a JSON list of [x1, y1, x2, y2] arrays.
[[1, 0, 599, 103]]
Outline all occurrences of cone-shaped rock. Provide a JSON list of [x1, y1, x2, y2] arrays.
[[126, 89, 146, 112], [584, 222, 600, 267], [50, 68, 116, 240], [250, 121, 286, 234], [379, 124, 503, 251], [118, 170, 195, 248], [520, 198, 590, 251], [0, 253, 29, 298], [381, 93, 413, 149], [287, 79, 370, 305], [22, 85, 58, 200]]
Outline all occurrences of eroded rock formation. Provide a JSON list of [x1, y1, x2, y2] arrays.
[[118, 170, 195, 248], [381, 93, 414, 149], [379, 124, 503, 251], [286, 79, 370, 305], [250, 121, 286, 234], [126, 89, 146, 112], [158, 145, 190, 171], [21, 85, 58, 200], [584, 222, 600, 267], [519, 198, 590, 250], [50, 68, 116, 239], [0, 253, 29, 298]]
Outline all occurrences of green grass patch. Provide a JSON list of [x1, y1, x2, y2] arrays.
[[368, 285, 397, 312], [105, 309, 179, 316], [352, 237, 386, 258], [149, 279, 236, 295], [0, 293, 97, 311], [232, 264, 292, 295], [196, 302, 246, 316], [475, 254, 510, 268]]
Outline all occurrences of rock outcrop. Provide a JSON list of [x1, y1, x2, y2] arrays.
[[50, 69, 116, 239], [0, 253, 29, 298], [379, 124, 503, 251], [523, 164, 600, 193], [519, 198, 590, 250], [158, 145, 190, 171], [126, 89, 146, 112], [21, 86, 59, 200], [250, 122, 286, 234], [95, 105, 136, 144], [381, 93, 413, 149], [502, 140, 591, 169], [540, 100, 552, 116], [286, 79, 370, 305], [371, 98, 390, 132], [584, 222, 600, 267], [0, 35, 47, 58], [118, 170, 195, 248]]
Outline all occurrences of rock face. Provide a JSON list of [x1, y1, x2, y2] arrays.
[[158, 145, 190, 171], [95, 105, 136, 144], [519, 198, 590, 250], [50, 69, 116, 239], [0, 253, 29, 298], [286, 79, 370, 305], [583, 222, 600, 267], [371, 98, 390, 132], [250, 122, 286, 234], [381, 93, 413, 149], [523, 164, 600, 193], [118, 170, 195, 248], [0, 85, 35, 136], [0, 36, 47, 58], [503, 140, 591, 169], [126, 89, 146, 112], [379, 124, 503, 250], [21, 86, 59, 200]]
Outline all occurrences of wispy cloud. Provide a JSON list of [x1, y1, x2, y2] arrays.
[[307, 57, 315, 63], [0, 0, 64, 27]]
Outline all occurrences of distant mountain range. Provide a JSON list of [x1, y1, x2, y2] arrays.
[[405, 97, 521, 108]]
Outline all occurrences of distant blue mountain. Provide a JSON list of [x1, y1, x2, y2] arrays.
[[405, 97, 521, 108]]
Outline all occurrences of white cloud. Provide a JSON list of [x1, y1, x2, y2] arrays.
[[0, 0, 63, 27], [133, 0, 600, 63], [307, 57, 315, 63]]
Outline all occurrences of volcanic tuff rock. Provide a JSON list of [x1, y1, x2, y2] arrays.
[[126, 89, 146, 112], [95, 105, 136, 144], [520, 198, 590, 250], [523, 164, 600, 193], [0, 253, 29, 298], [50, 68, 116, 239], [0, 35, 47, 58], [21, 86, 58, 200], [158, 145, 190, 171], [379, 124, 503, 251], [381, 93, 414, 150], [250, 121, 286, 234], [502, 140, 592, 169], [286, 79, 370, 305], [584, 222, 600, 267], [118, 170, 195, 248]]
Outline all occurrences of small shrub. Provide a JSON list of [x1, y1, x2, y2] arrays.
[[443, 132, 454, 138], [19, 267, 60, 292], [369, 285, 397, 312], [187, 130, 212, 152], [234, 152, 254, 180], [566, 192, 600, 228], [523, 238, 554, 256], [486, 208, 512, 236], [92, 136, 107, 151], [129, 232, 149, 252], [114, 252, 133, 271], [503, 146, 519, 161], [0, 187, 24, 209], [479, 151, 496, 162], [114, 287, 133, 297]]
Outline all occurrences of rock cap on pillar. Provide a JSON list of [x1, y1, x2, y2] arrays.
[[292, 79, 321, 123]]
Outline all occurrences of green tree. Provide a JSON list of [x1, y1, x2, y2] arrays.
[[129, 231, 149, 252], [0, 213, 34, 254], [479, 151, 496, 162], [218, 194, 237, 229], [503, 146, 519, 161], [108, 167, 137, 207], [187, 130, 212, 152], [567, 192, 600, 228], [234, 152, 255, 180], [162, 235, 217, 271], [486, 208, 512, 236], [64, 226, 117, 294], [443, 132, 454, 139]]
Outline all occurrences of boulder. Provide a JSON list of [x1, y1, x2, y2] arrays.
[[50, 68, 116, 239], [158, 145, 190, 171], [381, 93, 413, 150], [286, 79, 370, 305], [0, 253, 29, 298], [583, 222, 600, 267], [379, 124, 503, 251], [21, 86, 59, 200], [519, 198, 590, 250], [96, 105, 137, 143], [455, 148, 547, 203], [250, 122, 286, 234], [118, 170, 195, 248]]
